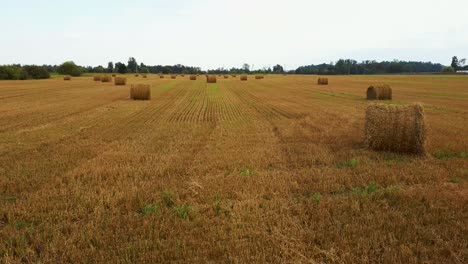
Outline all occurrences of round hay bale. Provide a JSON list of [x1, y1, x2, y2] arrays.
[[93, 76, 102, 81], [142, 74, 147, 78], [101, 76, 113, 82], [364, 103, 426, 155], [135, 74, 139, 77], [190, 75, 197, 80], [130, 84, 151, 100], [207, 75, 217, 83], [255, 75, 264, 79], [240, 75, 248, 81], [159, 75, 164, 79], [317, 78, 329, 85], [63, 75, 71, 81], [224, 75, 229, 79], [112, 74, 116, 77], [181, 74, 185, 77], [171, 75, 176, 79], [114, 77, 127, 86], [231, 74, 237, 78], [367, 84, 392, 100]]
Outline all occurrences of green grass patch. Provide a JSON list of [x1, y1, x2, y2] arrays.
[[434, 150, 468, 160], [337, 159, 358, 169]]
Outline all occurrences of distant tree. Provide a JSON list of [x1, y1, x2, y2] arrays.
[[107, 62, 114, 73], [242, 63, 250, 73], [57, 61, 83, 76], [273, 64, 284, 73], [442, 66, 455, 73], [451, 56, 459, 70], [459, 58, 466, 67], [128, 57, 138, 73], [115, 62, 127, 74], [22, 65, 50, 79]]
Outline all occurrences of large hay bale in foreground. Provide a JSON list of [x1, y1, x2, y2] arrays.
[[255, 75, 264, 79], [101, 76, 113, 82], [93, 76, 102, 81], [114, 77, 127, 86], [317, 78, 328, 85], [367, 84, 392, 100], [207, 75, 217, 83], [130, 84, 151, 100], [64, 75, 71, 81], [190, 75, 197, 80], [240, 75, 248, 81], [364, 103, 426, 155]]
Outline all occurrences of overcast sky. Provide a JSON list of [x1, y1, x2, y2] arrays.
[[1, 0, 467, 70]]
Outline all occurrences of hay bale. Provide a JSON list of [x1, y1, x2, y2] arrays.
[[135, 74, 139, 77], [224, 75, 229, 79], [142, 74, 147, 78], [181, 74, 185, 77], [159, 75, 164, 79], [231, 75, 237, 78], [130, 84, 151, 100], [171, 75, 176, 79], [367, 84, 392, 100], [63, 76, 71, 81], [93, 76, 102, 81], [190, 75, 197, 80], [112, 74, 116, 77], [101, 76, 112, 82], [207, 75, 217, 83], [317, 78, 329, 85], [114, 77, 127, 86], [255, 75, 264, 79], [364, 103, 426, 155], [240, 75, 248, 81]]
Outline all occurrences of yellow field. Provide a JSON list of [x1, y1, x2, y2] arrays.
[[1, 74, 467, 263]]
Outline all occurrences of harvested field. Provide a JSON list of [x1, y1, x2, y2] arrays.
[[0, 74, 467, 263]]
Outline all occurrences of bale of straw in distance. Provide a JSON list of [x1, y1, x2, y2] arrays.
[[142, 74, 147, 78], [181, 74, 185, 77], [64, 75, 71, 81], [224, 75, 229, 79], [367, 84, 392, 100], [171, 75, 176, 79], [93, 76, 102, 81], [317, 77, 329, 85], [159, 75, 164, 78], [101, 76, 113, 82], [240, 75, 248, 81], [112, 74, 116, 77], [255, 75, 264, 79], [114, 77, 127, 86], [130, 84, 151, 100], [364, 103, 426, 155], [231, 74, 237, 78], [190, 75, 197, 80], [135, 74, 139, 77], [207, 75, 217, 83]]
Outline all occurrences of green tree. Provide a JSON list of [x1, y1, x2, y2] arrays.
[[442, 66, 455, 73], [451, 56, 459, 70], [128, 57, 138, 73], [57, 61, 83, 76], [272, 64, 284, 73], [107, 62, 114, 73], [115, 62, 127, 74]]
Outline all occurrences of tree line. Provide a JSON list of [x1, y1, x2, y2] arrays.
[[1, 56, 466, 80]]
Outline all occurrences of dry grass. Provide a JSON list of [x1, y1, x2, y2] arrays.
[[207, 75, 217, 83], [240, 75, 248, 81], [365, 103, 426, 154], [114, 77, 127, 86], [0, 75, 467, 263], [367, 84, 393, 100], [63, 75, 71, 81], [130, 84, 151, 100], [317, 77, 329, 85], [93, 76, 102, 81]]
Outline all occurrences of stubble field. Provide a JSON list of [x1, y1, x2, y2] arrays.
[[0, 74, 467, 263]]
